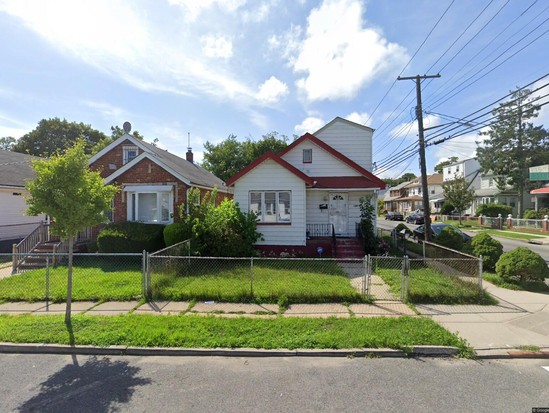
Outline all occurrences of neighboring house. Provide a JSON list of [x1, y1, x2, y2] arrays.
[[226, 117, 385, 256], [89, 127, 230, 225], [443, 158, 481, 215], [383, 174, 443, 214], [0, 150, 46, 251], [529, 164, 549, 212]]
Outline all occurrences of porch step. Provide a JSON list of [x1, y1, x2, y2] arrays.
[[335, 239, 364, 258]]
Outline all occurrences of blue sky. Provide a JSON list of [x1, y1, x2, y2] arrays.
[[1, 0, 548, 179]]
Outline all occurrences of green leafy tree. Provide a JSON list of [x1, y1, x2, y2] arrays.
[[0, 136, 16, 150], [13, 118, 109, 157], [442, 174, 475, 225], [202, 132, 289, 181], [463, 233, 503, 271], [476, 202, 512, 218], [399, 173, 417, 183], [477, 88, 549, 217], [26, 140, 118, 323], [434, 156, 458, 174]]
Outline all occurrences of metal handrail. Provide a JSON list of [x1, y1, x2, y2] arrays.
[[12, 222, 48, 272]]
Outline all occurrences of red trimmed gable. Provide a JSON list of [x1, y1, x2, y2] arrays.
[[226, 152, 314, 186], [279, 133, 386, 190]]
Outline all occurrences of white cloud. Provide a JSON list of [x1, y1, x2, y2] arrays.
[[201, 34, 233, 59], [432, 132, 478, 167], [389, 115, 439, 139], [287, 0, 407, 102], [256, 76, 289, 103], [0, 1, 256, 103], [294, 116, 325, 135], [82, 101, 130, 122], [0, 112, 32, 139], [241, 1, 272, 23], [168, 0, 247, 21], [268, 24, 303, 66], [345, 111, 371, 126]]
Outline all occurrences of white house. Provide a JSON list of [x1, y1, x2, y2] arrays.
[[443, 158, 481, 215], [226, 117, 385, 256], [0, 150, 46, 251]]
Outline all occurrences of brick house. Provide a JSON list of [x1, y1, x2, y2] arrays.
[[89, 128, 230, 225]]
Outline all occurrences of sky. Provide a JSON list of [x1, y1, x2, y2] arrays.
[[1, 0, 548, 180]]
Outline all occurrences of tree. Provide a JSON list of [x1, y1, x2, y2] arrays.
[[477, 88, 549, 217], [202, 132, 289, 181], [359, 196, 377, 255], [400, 172, 417, 183], [0, 136, 16, 151], [13, 118, 109, 157], [26, 140, 118, 323], [434, 156, 458, 174], [442, 174, 475, 225]]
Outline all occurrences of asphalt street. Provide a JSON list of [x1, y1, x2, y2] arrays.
[[2, 354, 549, 412]]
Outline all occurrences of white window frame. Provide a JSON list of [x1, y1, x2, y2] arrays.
[[124, 185, 173, 224], [303, 148, 312, 163], [249, 191, 291, 223], [123, 146, 139, 164]]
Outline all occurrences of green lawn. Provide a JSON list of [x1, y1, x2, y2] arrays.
[[372, 258, 497, 305], [483, 272, 549, 293], [0, 314, 472, 356], [0, 258, 364, 304], [0, 255, 143, 302], [152, 259, 363, 304], [478, 229, 546, 240]]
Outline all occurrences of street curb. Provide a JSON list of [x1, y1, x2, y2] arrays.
[[0, 343, 460, 358]]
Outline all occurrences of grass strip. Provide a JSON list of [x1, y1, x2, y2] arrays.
[[0, 314, 471, 356], [478, 229, 545, 240], [483, 272, 549, 293]]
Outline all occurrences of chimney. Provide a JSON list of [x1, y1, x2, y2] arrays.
[[186, 148, 193, 163]]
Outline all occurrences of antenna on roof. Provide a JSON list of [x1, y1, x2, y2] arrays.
[[123, 121, 132, 133], [186, 132, 194, 164], [187, 132, 191, 150]]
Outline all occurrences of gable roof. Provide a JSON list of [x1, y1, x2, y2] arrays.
[[278, 133, 385, 189], [226, 152, 314, 186], [90, 133, 228, 191], [313, 116, 374, 134], [0, 150, 41, 188]]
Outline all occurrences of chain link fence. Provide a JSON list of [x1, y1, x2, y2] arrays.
[[0, 252, 144, 303], [0, 245, 486, 305]]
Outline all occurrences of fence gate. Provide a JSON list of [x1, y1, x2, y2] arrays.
[[368, 256, 405, 302]]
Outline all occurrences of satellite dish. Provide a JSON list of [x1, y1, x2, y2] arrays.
[[123, 121, 132, 133]]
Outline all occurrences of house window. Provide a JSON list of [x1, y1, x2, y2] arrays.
[[488, 178, 493, 187], [303, 149, 312, 163], [104, 199, 114, 223], [456, 165, 460, 172], [123, 146, 138, 164], [249, 191, 291, 223], [125, 186, 173, 224]]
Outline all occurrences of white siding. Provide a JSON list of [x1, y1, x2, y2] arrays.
[[306, 190, 376, 237], [0, 188, 44, 240], [233, 160, 306, 246], [314, 119, 372, 170], [281, 141, 360, 177]]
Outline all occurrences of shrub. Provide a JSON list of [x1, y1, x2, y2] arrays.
[[391, 223, 413, 237], [434, 226, 464, 251], [463, 233, 503, 271], [496, 247, 549, 283], [163, 222, 191, 247], [440, 203, 454, 215], [476, 202, 512, 218], [97, 222, 165, 252], [359, 197, 377, 255], [523, 208, 549, 219]]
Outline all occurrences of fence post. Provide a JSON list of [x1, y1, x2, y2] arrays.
[[478, 255, 483, 291], [422, 241, 426, 258], [12, 243, 17, 274], [401, 256, 409, 302], [363, 255, 368, 299], [250, 257, 254, 298], [45, 256, 50, 311], [142, 250, 146, 298]]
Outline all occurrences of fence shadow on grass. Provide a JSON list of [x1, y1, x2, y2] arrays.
[[18, 356, 151, 413]]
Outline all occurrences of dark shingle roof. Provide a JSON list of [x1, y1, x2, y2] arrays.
[[0, 150, 41, 188], [137, 139, 227, 190]]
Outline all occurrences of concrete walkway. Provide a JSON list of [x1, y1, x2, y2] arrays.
[[0, 300, 416, 318], [417, 281, 549, 350]]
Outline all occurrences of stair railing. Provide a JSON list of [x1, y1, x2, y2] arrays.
[[12, 221, 49, 273]]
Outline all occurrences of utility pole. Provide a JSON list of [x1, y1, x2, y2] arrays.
[[397, 74, 440, 242]]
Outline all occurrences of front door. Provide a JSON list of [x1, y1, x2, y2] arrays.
[[329, 193, 348, 236]]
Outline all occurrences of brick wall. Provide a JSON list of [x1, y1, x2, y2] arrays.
[[90, 140, 139, 178]]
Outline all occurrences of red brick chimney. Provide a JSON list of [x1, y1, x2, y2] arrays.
[[186, 148, 193, 163]]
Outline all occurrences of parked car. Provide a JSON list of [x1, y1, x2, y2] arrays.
[[406, 213, 424, 224], [385, 211, 404, 221], [412, 223, 471, 242]]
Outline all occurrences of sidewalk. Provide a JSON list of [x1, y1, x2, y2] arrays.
[[417, 281, 549, 350]]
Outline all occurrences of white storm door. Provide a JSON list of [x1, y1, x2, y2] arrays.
[[329, 193, 348, 236]]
